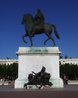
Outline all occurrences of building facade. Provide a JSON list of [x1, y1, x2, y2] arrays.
[[0, 58, 78, 65], [60, 58, 78, 65], [0, 59, 18, 65]]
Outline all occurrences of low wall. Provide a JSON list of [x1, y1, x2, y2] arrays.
[[68, 80, 78, 84]]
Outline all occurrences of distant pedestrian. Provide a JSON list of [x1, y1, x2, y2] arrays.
[[63, 75, 68, 85]]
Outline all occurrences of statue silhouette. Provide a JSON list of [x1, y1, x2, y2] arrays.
[[24, 66, 52, 89], [22, 9, 60, 46]]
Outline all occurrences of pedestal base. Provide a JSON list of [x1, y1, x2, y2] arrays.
[[15, 79, 27, 88], [15, 78, 63, 89], [50, 78, 63, 88], [15, 47, 64, 88]]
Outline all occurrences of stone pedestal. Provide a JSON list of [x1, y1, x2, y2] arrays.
[[15, 47, 63, 88]]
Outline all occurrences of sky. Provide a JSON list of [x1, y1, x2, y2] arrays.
[[0, 0, 78, 59]]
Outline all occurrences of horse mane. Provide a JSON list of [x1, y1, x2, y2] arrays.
[[24, 13, 34, 20]]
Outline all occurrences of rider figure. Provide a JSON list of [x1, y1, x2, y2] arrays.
[[35, 9, 45, 25], [30, 9, 45, 37], [32, 66, 46, 81]]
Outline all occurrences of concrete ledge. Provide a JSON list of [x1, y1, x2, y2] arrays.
[[68, 80, 78, 84]]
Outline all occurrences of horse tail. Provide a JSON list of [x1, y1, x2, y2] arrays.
[[52, 24, 60, 39]]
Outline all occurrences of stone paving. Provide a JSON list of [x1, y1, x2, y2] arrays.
[[0, 85, 78, 98], [0, 84, 78, 91]]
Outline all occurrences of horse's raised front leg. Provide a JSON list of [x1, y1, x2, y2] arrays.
[[22, 34, 27, 44]]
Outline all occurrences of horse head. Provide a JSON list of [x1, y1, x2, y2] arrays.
[[22, 14, 34, 24]]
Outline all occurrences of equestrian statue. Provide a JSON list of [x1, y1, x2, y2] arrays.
[[22, 9, 60, 46]]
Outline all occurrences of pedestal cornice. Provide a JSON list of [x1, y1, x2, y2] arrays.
[[16, 47, 61, 55]]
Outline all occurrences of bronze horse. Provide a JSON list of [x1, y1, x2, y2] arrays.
[[22, 14, 60, 46]]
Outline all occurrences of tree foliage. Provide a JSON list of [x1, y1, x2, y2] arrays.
[[0, 63, 18, 80], [60, 63, 78, 80]]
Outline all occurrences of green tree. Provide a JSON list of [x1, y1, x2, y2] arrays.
[[0, 63, 18, 80], [60, 63, 78, 80]]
